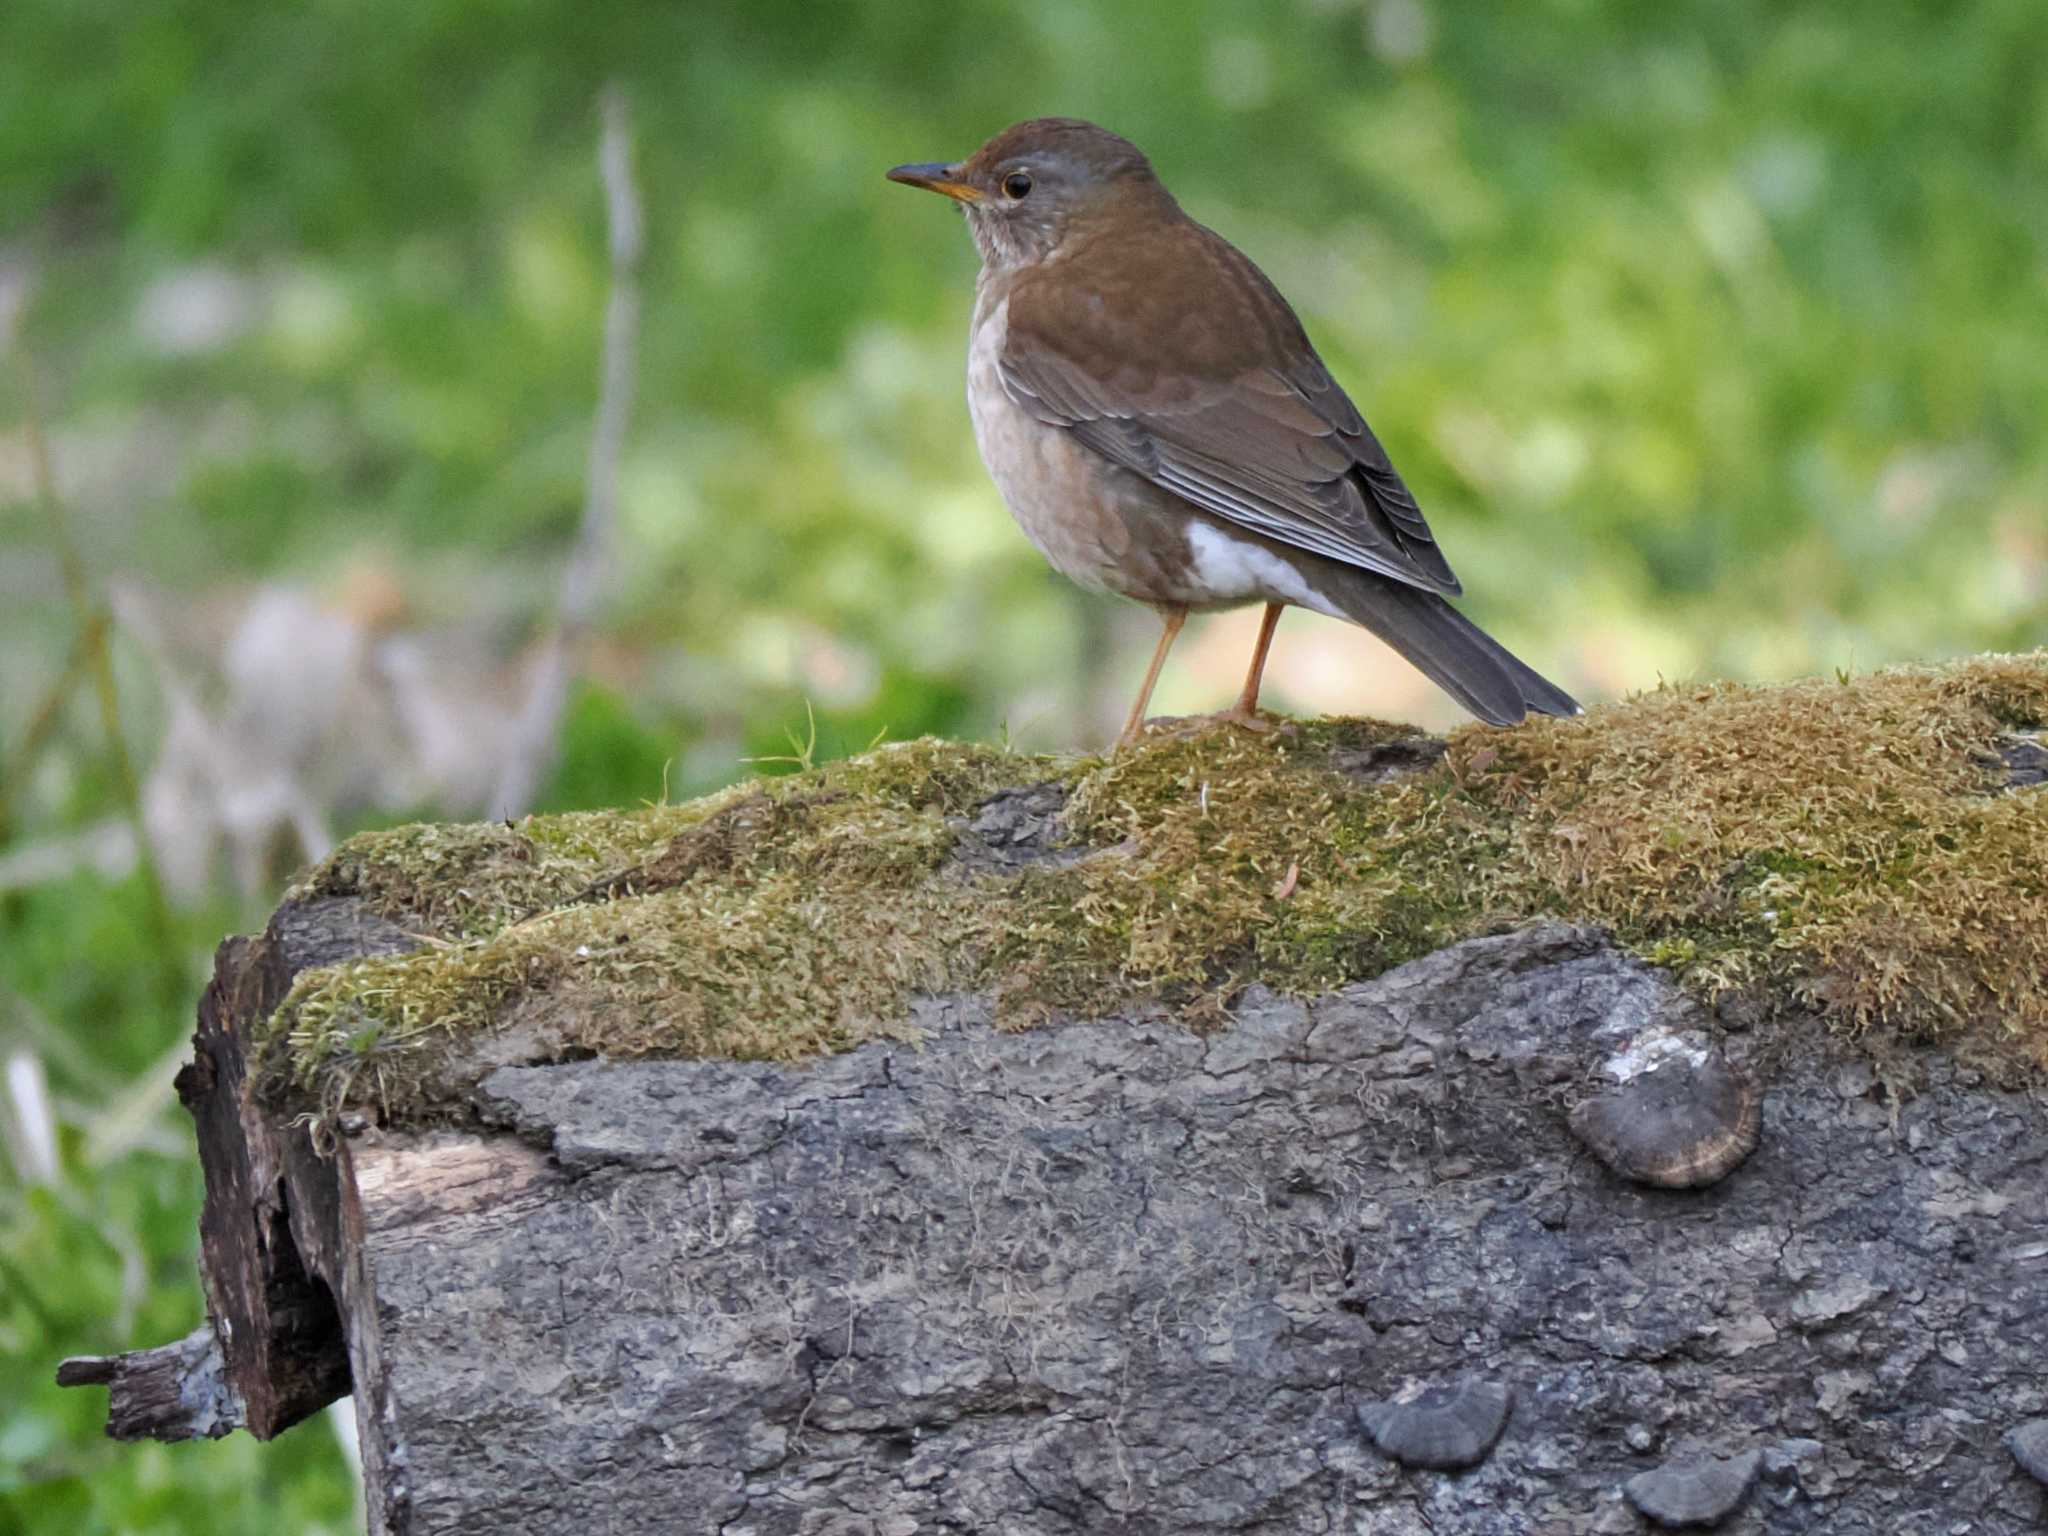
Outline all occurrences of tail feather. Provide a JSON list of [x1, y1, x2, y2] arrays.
[[1324, 574, 1579, 726]]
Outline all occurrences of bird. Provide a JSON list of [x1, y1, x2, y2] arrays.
[[887, 117, 1580, 749]]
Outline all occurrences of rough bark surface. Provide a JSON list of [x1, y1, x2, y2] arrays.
[[56, 891, 2048, 1532], [278, 920, 2048, 1534]]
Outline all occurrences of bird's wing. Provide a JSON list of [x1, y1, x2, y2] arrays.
[[998, 220, 1460, 595]]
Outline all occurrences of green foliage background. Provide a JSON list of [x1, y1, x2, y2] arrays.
[[1, 1, 2043, 1530]]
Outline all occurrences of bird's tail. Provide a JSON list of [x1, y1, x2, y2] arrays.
[[1325, 574, 1579, 726]]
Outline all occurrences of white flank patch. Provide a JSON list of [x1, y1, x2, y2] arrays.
[[1185, 523, 1346, 618]]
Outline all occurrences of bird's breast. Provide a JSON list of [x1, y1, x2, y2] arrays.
[[963, 281, 1305, 615], [965, 291, 1129, 596]]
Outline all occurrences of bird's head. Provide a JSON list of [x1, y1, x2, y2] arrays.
[[888, 117, 1173, 270]]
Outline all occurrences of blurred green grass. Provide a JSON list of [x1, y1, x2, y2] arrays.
[[2, 0, 2045, 1528], [0, 877, 357, 1536]]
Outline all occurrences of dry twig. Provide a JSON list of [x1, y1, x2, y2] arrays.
[[490, 85, 645, 818]]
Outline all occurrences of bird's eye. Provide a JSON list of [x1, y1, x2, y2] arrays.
[[1002, 170, 1033, 200]]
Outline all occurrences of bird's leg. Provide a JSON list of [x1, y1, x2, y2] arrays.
[[1174, 602, 1287, 736], [1224, 601, 1286, 726], [1117, 605, 1188, 749]]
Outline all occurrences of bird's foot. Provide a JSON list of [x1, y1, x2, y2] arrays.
[[1118, 706, 1292, 751], [1206, 703, 1283, 735]]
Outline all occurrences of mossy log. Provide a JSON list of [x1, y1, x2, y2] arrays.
[[58, 658, 2048, 1534]]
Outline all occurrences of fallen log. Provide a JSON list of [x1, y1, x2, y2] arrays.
[[59, 658, 2048, 1533]]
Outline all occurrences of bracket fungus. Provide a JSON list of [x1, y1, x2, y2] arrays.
[[1569, 1034, 1761, 1189], [1356, 1377, 1513, 1472], [1623, 1448, 1763, 1529]]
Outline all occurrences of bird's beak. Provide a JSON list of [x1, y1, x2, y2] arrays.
[[886, 161, 981, 203]]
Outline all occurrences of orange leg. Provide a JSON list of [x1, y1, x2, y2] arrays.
[[1230, 601, 1286, 720], [1117, 605, 1188, 749]]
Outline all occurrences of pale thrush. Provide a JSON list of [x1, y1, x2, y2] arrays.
[[888, 117, 1578, 747]]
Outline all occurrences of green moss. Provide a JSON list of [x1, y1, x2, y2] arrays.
[[293, 795, 750, 939], [812, 736, 1045, 813], [261, 654, 2048, 1126]]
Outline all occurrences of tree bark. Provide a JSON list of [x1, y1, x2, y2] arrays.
[[63, 903, 2048, 1534]]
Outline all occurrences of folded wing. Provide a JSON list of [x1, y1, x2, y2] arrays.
[[999, 223, 1460, 595]]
